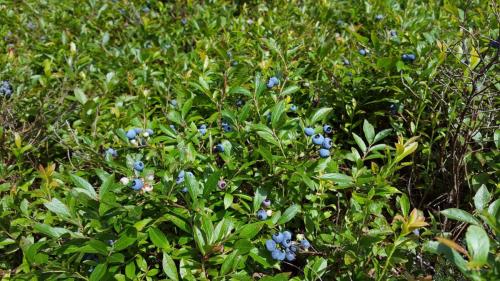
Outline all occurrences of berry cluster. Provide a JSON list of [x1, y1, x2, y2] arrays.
[[265, 231, 311, 262], [266, 76, 279, 88], [119, 160, 154, 193], [304, 125, 333, 158], [257, 198, 273, 220], [125, 128, 154, 146], [0, 81, 13, 98], [198, 124, 207, 135], [401, 53, 416, 63]]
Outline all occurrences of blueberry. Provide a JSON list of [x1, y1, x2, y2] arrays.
[[236, 99, 244, 107], [186, 172, 194, 178], [407, 54, 416, 61], [232, 61, 238, 66], [312, 134, 325, 145], [343, 59, 350, 66], [375, 14, 384, 20], [300, 239, 311, 249], [271, 250, 286, 261], [199, 124, 207, 130], [413, 229, 420, 236], [217, 180, 227, 190], [142, 7, 150, 13], [134, 128, 142, 134], [126, 129, 137, 140], [390, 30, 397, 37], [267, 76, 279, 88], [169, 125, 176, 132], [181, 187, 188, 193], [490, 39, 500, 48], [323, 125, 332, 134], [389, 103, 398, 115], [257, 209, 268, 220], [222, 123, 232, 132], [285, 251, 296, 261], [359, 49, 367, 56], [131, 179, 144, 190], [215, 143, 224, 153], [322, 138, 332, 149], [319, 148, 330, 158], [181, 18, 187, 25], [289, 245, 298, 252], [176, 177, 185, 184], [178, 170, 185, 178], [282, 231, 292, 241], [265, 239, 277, 252], [281, 239, 292, 248], [133, 161, 144, 172], [262, 199, 271, 208], [105, 148, 118, 157], [0, 81, 13, 97], [304, 127, 314, 136], [199, 128, 207, 135], [272, 233, 284, 243], [146, 129, 154, 136], [170, 99, 177, 106], [290, 105, 297, 112]]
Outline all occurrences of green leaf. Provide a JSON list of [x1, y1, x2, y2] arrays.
[[224, 193, 233, 210], [74, 88, 87, 104], [162, 252, 179, 281], [320, 173, 353, 186], [465, 225, 489, 265], [253, 187, 267, 213], [99, 174, 114, 199], [281, 85, 300, 96], [271, 100, 286, 129], [193, 226, 206, 255], [70, 174, 97, 200], [113, 235, 136, 252], [352, 132, 367, 153], [399, 194, 410, 217], [310, 107, 332, 124], [473, 185, 490, 211], [238, 222, 264, 239], [89, 263, 107, 281], [441, 208, 480, 225], [44, 198, 71, 218], [34, 224, 70, 238], [374, 129, 392, 143], [277, 205, 300, 225], [125, 262, 136, 280], [363, 120, 375, 144], [149, 228, 170, 250]]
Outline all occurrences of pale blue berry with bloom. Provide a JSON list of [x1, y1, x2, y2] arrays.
[[265, 239, 277, 251], [133, 161, 144, 171], [257, 209, 267, 220], [131, 179, 144, 190]]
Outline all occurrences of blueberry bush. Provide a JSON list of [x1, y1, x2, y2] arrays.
[[0, 0, 499, 280]]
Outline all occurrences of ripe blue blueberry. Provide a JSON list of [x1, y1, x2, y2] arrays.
[[176, 177, 184, 184], [222, 122, 232, 132], [267, 76, 279, 88], [322, 138, 332, 149], [304, 127, 314, 136], [181, 18, 187, 25], [181, 187, 188, 193], [323, 124, 332, 134], [343, 59, 350, 66], [169, 125, 176, 132], [133, 161, 144, 171], [265, 239, 277, 252], [282, 231, 292, 241], [236, 99, 244, 107], [289, 245, 298, 252], [178, 170, 185, 178], [257, 209, 268, 220], [390, 30, 397, 37], [262, 199, 271, 208], [375, 14, 384, 20], [389, 103, 398, 115], [146, 129, 154, 136], [490, 39, 500, 48], [271, 250, 286, 261], [285, 251, 296, 261], [301, 239, 311, 249], [319, 148, 330, 158], [281, 239, 292, 248], [105, 148, 118, 157], [186, 172, 194, 178], [312, 134, 325, 145], [407, 54, 416, 61], [272, 233, 284, 243], [359, 49, 368, 56], [170, 99, 177, 106], [0, 81, 13, 97], [290, 105, 297, 112], [215, 143, 224, 152], [131, 179, 143, 190], [134, 128, 142, 134], [126, 129, 137, 140]]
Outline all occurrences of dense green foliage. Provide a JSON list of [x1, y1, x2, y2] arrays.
[[0, 0, 499, 280]]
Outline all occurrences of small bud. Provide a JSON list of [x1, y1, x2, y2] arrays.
[[296, 234, 305, 241], [143, 132, 149, 137], [266, 210, 273, 217], [143, 184, 153, 192], [146, 174, 154, 181]]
